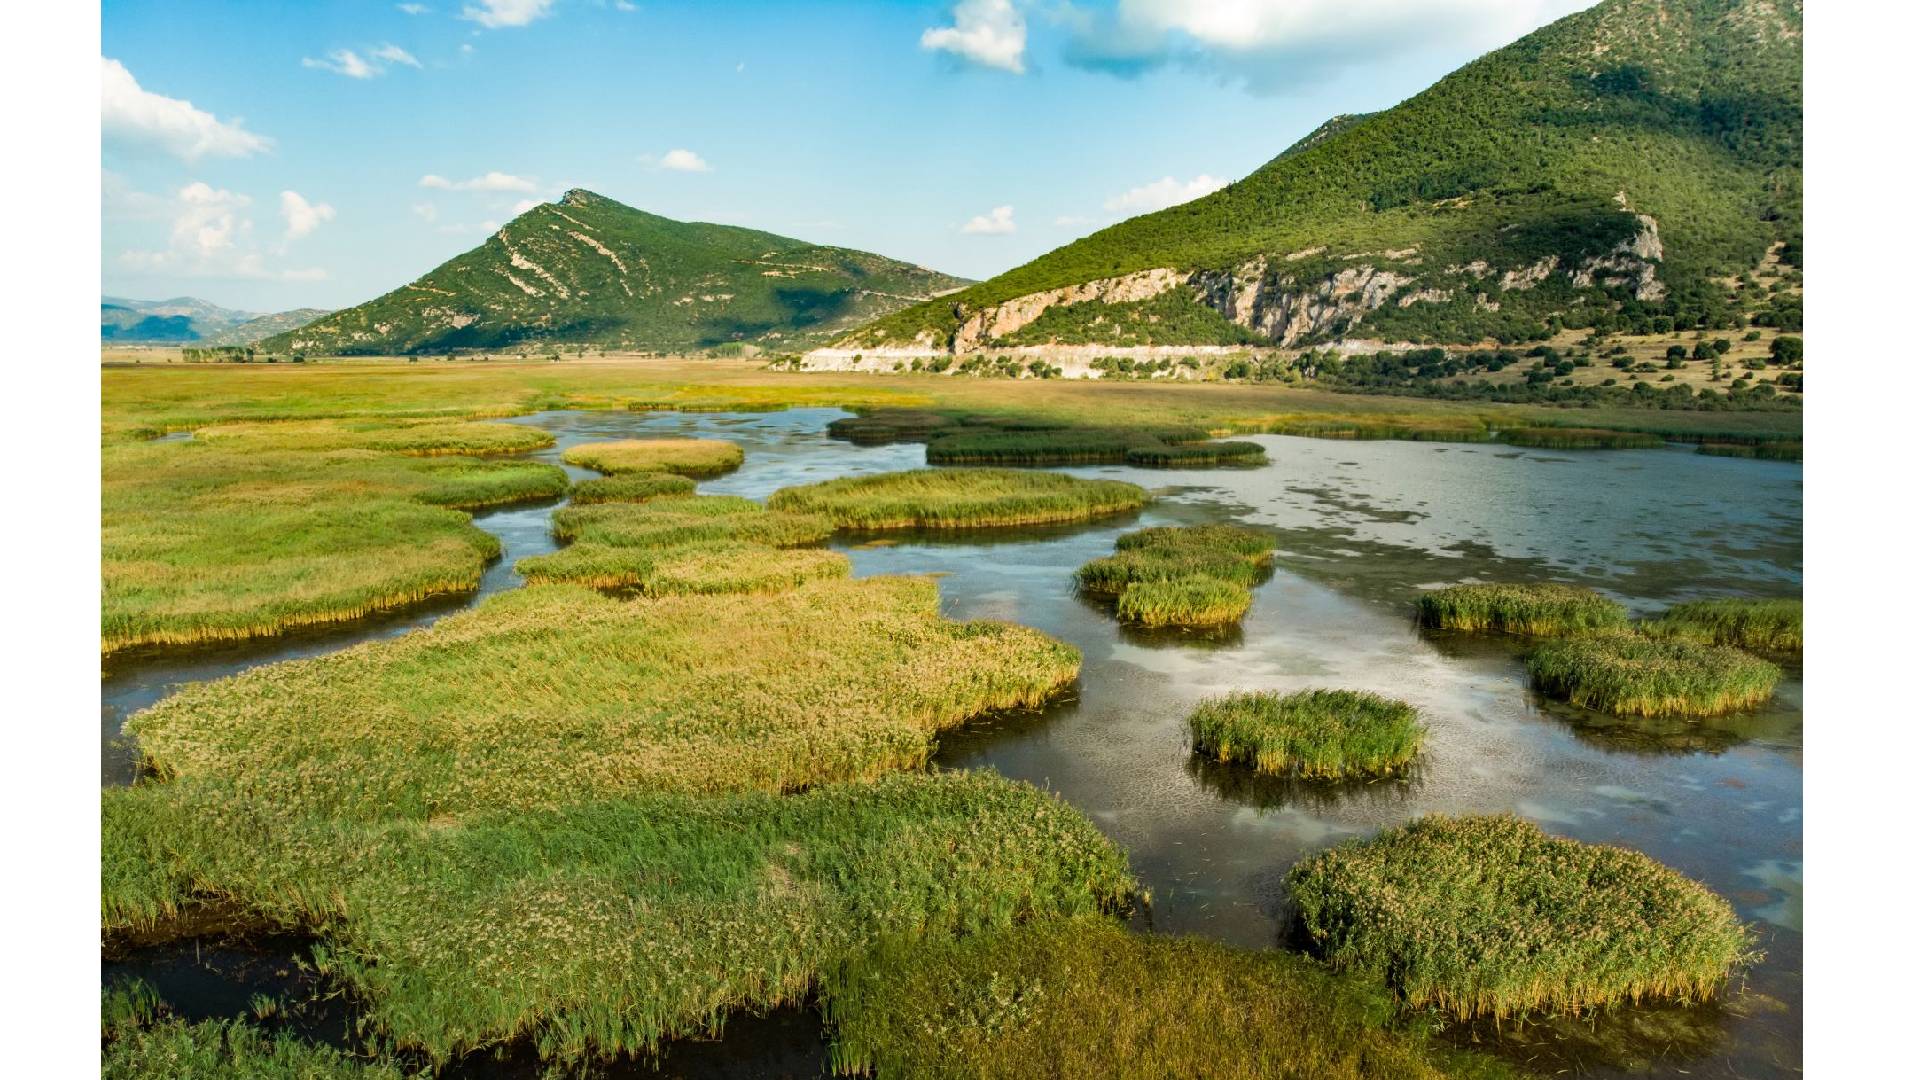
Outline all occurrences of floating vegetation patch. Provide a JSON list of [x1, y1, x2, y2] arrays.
[[768, 468, 1148, 530], [520, 540, 849, 594], [125, 577, 1083, 817], [1697, 440, 1802, 461], [1077, 525, 1272, 628], [567, 471, 696, 504], [102, 422, 567, 656], [1499, 427, 1664, 450], [550, 496, 833, 549], [562, 437, 745, 477], [822, 917, 1507, 1080], [1642, 597, 1802, 654], [103, 771, 1134, 1066], [1526, 634, 1782, 717], [1187, 690, 1425, 779], [1289, 814, 1754, 1020], [1416, 583, 1628, 637]]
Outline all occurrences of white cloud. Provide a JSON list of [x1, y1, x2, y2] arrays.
[[1103, 174, 1227, 215], [411, 202, 440, 223], [419, 171, 537, 192], [510, 198, 541, 215], [397, 3, 430, 13], [922, 0, 1026, 73], [961, 205, 1016, 235], [115, 181, 324, 281], [461, 0, 555, 29], [279, 191, 336, 241], [657, 148, 711, 173], [101, 58, 270, 162], [1067, 0, 1590, 91], [303, 44, 420, 78]]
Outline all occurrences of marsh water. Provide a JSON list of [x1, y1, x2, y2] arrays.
[[102, 407, 1803, 1078]]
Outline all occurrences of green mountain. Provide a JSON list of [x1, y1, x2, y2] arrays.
[[101, 297, 329, 345], [833, 0, 1801, 355], [201, 308, 331, 346], [265, 191, 969, 355]]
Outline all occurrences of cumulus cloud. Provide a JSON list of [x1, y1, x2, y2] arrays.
[[101, 58, 270, 162], [397, 3, 430, 13], [922, 0, 1027, 73], [461, 0, 555, 29], [961, 205, 1016, 235], [1103, 174, 1227, 215], [279, 191, 336, 241], [1065, 0, 1590, 92], [303, 44, 420, 78], [656, 148, 711, 173], [418, 171, 537, 192], [510, 198, 541, 215], [115, 181, 325, 281]]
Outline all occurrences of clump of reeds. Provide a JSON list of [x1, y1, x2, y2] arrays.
[[567, 472, 696, 504], [1288, 814, 1754, 1021], [1416, 583, 1628, 637], [1076, 525, 1272, 628], [1697, 441, 1802, 461], [1641, 597, 1802, 654], [767, 468, 1149, 529], [562, 438, 744, 477], [103, 770, 1135, 1066], [1526, 634, 1781, 716], [826, 410, 959, 445], [104, 1014, 406, 1079], [922, 426, 1215, 467], [551, 497, 833, 548], [822, 917, 1497, 1080], [1123, 440, 1267, 467], [520, 541, 849, 595], [1186, 690, 1424, 778], [123, 576, 1086, 816], [1500, 427, 1664, 450]]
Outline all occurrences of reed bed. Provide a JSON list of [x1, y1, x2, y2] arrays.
[[1289, 814, 1753, 1020], [550, 497, 833, 549], [562, 438, 744, 477], [1416, 583, 1628, 637], [1240, 413, 1495, 443], [1526, 634, 1781, 716], [1077, 525, 1272, 627], [921, 426, 1216, 467], [567, 471, 696, 504], [101, 423, 567, 656], [1123, 440, 1268, 467], [822, 917, 1510, 1080], [519, 541, 849, 594], [1697, 440, 1802, 461], [102, 771, 1135, 1066], [1642, 597, 1802, 654], [1499, 427, 1665, 450], [768, 468, 1149, 530], [192, 418, 556, 456], [124, 577, 1083, 818], [104, 1015, 406, 1080], [1187, 690, 1425, 778], [826, 410, 960, 445], [1116, 578, 1252, 627]]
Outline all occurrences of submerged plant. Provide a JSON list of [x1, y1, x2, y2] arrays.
[[1416, 583, 1628, 637], [562, 437, 744, 477], [768, 468, 1148, 529], [1526, 634, 1781, 717], [1289, 814, 1754, 1020], [1187, 690, 1425, 778], [1642, 597, 1802, 654]]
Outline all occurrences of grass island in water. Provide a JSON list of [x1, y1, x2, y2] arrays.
[[1187, 689, 1426, 779]]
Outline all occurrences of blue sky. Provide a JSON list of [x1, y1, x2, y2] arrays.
[[101, 0, 1591, 312]]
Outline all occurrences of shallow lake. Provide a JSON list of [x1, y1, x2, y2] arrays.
[[102, 407, 1803, 1078]]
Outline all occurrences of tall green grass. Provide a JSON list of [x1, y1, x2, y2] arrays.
[[125, 577, 1083, 817], [567, 471, 696, 504], [103, 771, 1134, 1066], [822, 917, 1513, 1079], [1499, 427, 1664, 450], [1123, 440, 1267, 466], [1416, 583, 1628, 636], [1697, 440, 1802, 461], [520, 540, 850, 594], [1078, 525, 1272, 628], [1187, 690, 1425, 778], [825, 410, 958, 445], [549, 497, 833, 548], [768, 468, 1148, 529], [562, 437, 744, 477], [1289, 815, 1754, 1020], [193, 418, 555, 456], [1643, 597, 1802, 654], [104, 1015, 406, 1080], [1526, 634, 1781, 716]]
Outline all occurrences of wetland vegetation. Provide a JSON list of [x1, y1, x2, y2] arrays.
[[1187, 689, 1425, 779], [1290, 815, 1754, 1020], [560, 437, 744, 477], [565, 471, 695, 504], [768, 468, 1149, 530], [1077, 524, 1273, 628], [1526, 634, 1782, 717], [1644, 598, 1802, 654], [1416, 583, 1629, 637]]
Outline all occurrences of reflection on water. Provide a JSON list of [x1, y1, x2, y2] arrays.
[[103, 409, 1803, 1079]]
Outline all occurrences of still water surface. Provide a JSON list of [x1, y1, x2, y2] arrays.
[[103, 407, 1803, 1078]]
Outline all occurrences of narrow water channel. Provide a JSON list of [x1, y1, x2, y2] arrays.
[[102, 407, 1804, 1078]]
